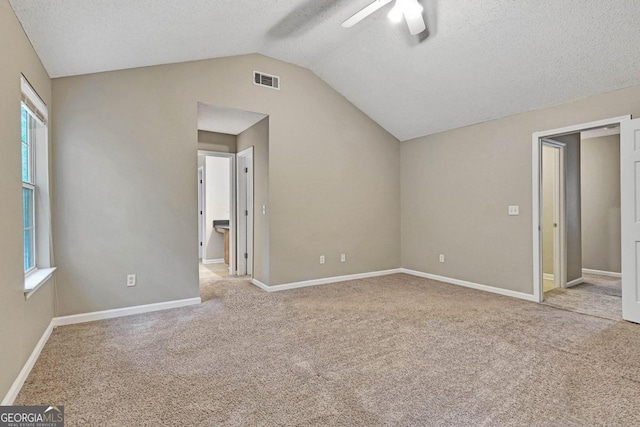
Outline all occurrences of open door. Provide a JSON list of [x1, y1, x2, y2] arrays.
[[198, 167, 204, 259], [621, 118, 640, 323], [237, 147, 254, 276]]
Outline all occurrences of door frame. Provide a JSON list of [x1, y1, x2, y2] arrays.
[[541, 140, 567, 291], [198, 150, 236, 275], [532, 115, 631, 302], [237, 147, 254, 276]]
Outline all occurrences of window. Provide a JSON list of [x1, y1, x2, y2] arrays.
[[22, 105, 37, 273], [20, 76, 54, 296]]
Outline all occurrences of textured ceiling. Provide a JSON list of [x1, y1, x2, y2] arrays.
[[198, 103, 267, 135], [9, 0, 640, 140]]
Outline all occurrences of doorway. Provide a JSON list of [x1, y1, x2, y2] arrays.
[[533, 115, 630, 321], [196, 102, 267, 299], [198, 151, 235, 278]]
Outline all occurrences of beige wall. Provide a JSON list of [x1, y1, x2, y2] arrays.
[[401, 84, 640, 295], [0, 2, 54, 400], [198, 130, 237, 153], [237, 117, 270, 284], [203, 156, 231, 261], [581, 134, 621, 273], [542, 146, 555, 276], [52, 53, 400, 315]]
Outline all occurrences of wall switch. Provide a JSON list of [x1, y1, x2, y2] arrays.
[[127, 274, 136, 287], [320, 255, 325, 265], [439, 254, 445, 263], [340, 253, 346, 263], [508, 205, 520, 216]]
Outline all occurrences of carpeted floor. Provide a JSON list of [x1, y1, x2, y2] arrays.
[[16, 274, 640, 426], [542, 273, 622, 321]]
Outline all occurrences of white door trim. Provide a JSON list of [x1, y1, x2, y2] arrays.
[[532, 115, 631, 303], [198, 150, 236, 275], [237, 147, 254, 276]]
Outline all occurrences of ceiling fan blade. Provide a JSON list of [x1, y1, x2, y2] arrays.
[[342, 0, 393, 28], [403, 5, 426, 35]]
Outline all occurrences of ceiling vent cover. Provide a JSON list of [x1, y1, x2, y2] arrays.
[[254, 71, 280, 90]]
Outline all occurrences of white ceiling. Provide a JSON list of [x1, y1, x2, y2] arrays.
[[9, 0, 640, 141], [198, 103, 267, 135]]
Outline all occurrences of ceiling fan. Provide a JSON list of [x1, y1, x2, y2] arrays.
[[342, 0, 426, 35]]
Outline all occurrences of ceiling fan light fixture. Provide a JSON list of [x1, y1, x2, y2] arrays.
[[388, 0, 423, 23], [387, 4, 404, 23], [404, 0, 423, 17]]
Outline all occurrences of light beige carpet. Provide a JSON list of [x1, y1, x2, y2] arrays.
[[16, 274, 640, 426], [542, 273, 622, 321]]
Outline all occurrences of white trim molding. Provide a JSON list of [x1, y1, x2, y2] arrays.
[[531, 115, 632, 303], [251, 269, 402, 292], [53, 298, 201, 327], [582, 268, 622, 278], [252, 268, 538, 302], [543, 273, 554, 281], [566, 277, 584, 288], [202, 258, 225, 265], [400, 269, 539, 302], [24, 268, 56, 300], [2, 320, 54, 405]]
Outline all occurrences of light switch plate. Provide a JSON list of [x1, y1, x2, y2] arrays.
[[508, 205, 519, 216]]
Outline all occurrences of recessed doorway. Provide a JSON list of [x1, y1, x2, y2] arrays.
[[533, 116, 628, 321], [196, 102, 268, 300]]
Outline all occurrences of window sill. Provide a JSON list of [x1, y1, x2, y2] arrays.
[[24, 267, 56, 300]]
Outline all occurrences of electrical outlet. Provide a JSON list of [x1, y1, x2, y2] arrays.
[[341, 253, 346, 263], [439, 254, 445, 263], [262, 205, 266, 215], [127, 274, 136, 287], [320, 255, 325, 265]]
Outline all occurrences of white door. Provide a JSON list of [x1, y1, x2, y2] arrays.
[[236, 148, 254, 276], [198, 167, 204, 259], [621, 118, 640, 323]]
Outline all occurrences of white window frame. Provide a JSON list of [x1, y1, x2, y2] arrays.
[[22, 107, 37, 275], [20, 75, 56, 298]]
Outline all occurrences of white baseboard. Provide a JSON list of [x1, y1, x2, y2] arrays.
[[251, 269, 403, 292], [2, 320, 54, 406], [400, 269, 539, 302], [566, 277, 584, 288], [251, 278, 270, 291], [543, 273, 554, 281], [53, 297, 201, 327], [582, 268, 622, 278], [202, 258, 225, 265]]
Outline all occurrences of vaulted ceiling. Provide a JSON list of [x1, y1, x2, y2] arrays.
[[9, 0, 640, 141]]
